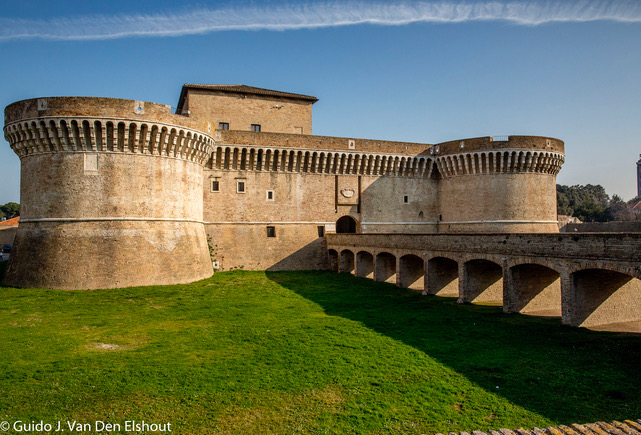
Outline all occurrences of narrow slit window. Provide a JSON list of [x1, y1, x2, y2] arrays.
[[266, 226, 276, 237], [266, 190, 274, 201], [403, 195, 409, 204]]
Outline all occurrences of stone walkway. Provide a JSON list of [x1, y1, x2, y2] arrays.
[[435, 419, 641, 435]]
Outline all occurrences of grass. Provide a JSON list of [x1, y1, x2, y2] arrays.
[[0, 267, 640, 434]]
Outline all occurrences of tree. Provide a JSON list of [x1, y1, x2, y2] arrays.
[[556, 184, 609, 221], [628, 196, 641, 208], [625, 196, 641, 221], [0, 202, 20, 218], [604, 195, 628, 221], [573, 201, 606, 222], [557, 186, 641, 222]]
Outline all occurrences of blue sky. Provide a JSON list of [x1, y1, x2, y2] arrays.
[[1, 0, 640, 203]]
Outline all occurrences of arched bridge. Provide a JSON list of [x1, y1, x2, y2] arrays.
[[326, 233, 641, 329]]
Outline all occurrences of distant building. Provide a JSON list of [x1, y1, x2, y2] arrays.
[[637, 154, 641, 197]]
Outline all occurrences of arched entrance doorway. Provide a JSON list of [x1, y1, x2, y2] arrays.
[[336, 215, 358, 233]]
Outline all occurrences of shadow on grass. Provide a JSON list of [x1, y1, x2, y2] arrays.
[[266, 270, 641, 424], [0, 261, 7, 282]]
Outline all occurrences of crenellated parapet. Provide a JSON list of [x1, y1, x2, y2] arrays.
[[432, 135, 564, 155], [429, 136, 565, 177], [434, 149, 564, 177], [209, 135, 564, 179], [215, 129, 431, 155], [211, 144, 437, 178], [4, 117, 214, 165], [4, 96, 215, 165], [430, 135, 564, 178]]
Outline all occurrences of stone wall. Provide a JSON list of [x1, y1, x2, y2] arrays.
[[433, 135, 564, 155], [4, 96, 208, 132], [202, 169, 437, 270], [438, 173, 559, 233], [563, 221, 641, 233], [0, 227, 16, 245], [217, 130, 432, 154]]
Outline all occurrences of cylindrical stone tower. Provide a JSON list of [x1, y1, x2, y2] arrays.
[[3, 97, 214, 289], [433, 136, 565, 233]]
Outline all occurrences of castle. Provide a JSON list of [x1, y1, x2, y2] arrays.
[[3, 85, 565, 290]]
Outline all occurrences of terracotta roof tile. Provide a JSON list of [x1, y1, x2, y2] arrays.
[[0, 216, 19, 226]]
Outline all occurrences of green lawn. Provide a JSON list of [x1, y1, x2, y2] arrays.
[[0, 266, 639, 434]]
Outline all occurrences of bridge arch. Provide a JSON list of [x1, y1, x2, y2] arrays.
[[462, 258, 503, 304], [504, 263, 561, 317], [375, 252, 397, 284], [399, 254, 425, 291], [427, 256, 459, 297], [327, 249, 338, 273], [356, 251, 375, 279], [565, 268, 641, 328], [340, 249, 355, 274], [566, 262, 641, 279]]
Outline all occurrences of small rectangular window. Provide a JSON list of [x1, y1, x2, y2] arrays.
[[251, 124, 261, 132], [266, 190, 274, 201], [403, 195, 409, 204], [219, 122, 229, 130], [237, 181, 245, 193], [317, 225, 325, 237], [211, 180, 220, 192], [266, 226, 276, 237]]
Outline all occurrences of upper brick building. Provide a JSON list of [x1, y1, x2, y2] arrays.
[[176, 84, 317, 135]]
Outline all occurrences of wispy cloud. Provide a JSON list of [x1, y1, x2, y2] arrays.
[[1, 1, 640, 42]]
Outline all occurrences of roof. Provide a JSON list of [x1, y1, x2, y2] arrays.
[[0, 217, 19, 226], [176, 84, 318, 112]]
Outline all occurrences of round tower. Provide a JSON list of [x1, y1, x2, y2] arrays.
[[432, 136, 565, 233], [3, 97, 214, 289]]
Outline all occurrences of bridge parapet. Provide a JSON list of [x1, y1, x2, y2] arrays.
[[327, 233, 641, 264]]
